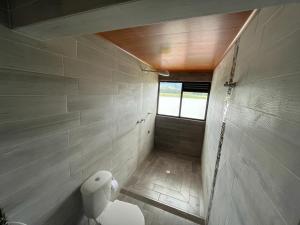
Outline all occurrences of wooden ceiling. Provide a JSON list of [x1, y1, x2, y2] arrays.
[[98, 11, 251, 72]]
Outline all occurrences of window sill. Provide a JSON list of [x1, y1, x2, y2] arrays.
[[156, 114, 206, 122]]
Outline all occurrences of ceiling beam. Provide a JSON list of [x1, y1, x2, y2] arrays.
[[14, 0, 298, 40]]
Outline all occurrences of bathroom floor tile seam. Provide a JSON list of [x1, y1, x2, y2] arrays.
[[122, 150, 204, 223], [118, 193, 204, 225]]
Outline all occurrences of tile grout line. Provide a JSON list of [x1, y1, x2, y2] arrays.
[[123, 150, 203, 221], [206, 38, 240, 225]]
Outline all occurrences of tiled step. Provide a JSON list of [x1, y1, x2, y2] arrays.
[[121, 188, 205, 225]]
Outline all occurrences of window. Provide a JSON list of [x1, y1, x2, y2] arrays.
[[157, 82, 210, 120], [157, 82, 182, 116]]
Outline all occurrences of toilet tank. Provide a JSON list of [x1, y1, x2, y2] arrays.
[[80, 170, 112, 219]]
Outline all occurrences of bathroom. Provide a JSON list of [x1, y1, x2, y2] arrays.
[[0, 1, 300, 225]]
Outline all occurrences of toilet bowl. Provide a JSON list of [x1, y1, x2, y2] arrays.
[[97, 200, 144, 225], [80, 170, 144, 225]]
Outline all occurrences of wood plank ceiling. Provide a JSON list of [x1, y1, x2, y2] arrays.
[[98, 11, 251, 72]]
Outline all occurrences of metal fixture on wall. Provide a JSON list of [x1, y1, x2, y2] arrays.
[[136, 113, 152, 125], [140, 68, 170, 77], [136, 118, 145, 124], [224, 81, 237, 88]]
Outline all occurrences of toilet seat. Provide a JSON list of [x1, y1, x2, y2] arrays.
[[97, 200, 145, 225]]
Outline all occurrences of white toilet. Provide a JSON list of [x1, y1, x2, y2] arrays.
[[80, 170, 145, 225]]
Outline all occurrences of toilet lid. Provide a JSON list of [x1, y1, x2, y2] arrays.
[[98, 200, 145, 225]]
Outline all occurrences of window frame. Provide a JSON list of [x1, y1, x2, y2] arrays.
[[157, 81, 210, 121]]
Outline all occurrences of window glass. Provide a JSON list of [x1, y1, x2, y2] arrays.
[[158, 82, 182, 116], [157, 82, 209, 120], [180, 92, 208, 120]]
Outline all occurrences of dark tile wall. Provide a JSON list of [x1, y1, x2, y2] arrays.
[[160, 72, 213, 83], [155, 116, 205, 157], [0, 0, 9, 27], [8, 0, 132, 27]]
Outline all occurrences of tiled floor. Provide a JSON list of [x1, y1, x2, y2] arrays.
[[123, 150, 204, 219], [118, 193, 199, 225]]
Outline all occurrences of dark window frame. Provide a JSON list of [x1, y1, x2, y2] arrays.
[[157, 81, 210, 121]]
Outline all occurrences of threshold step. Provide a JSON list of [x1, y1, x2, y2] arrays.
[[121, 188, 205, 225]]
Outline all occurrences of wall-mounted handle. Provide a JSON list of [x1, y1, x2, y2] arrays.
[[136, 119, 145, 125]]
